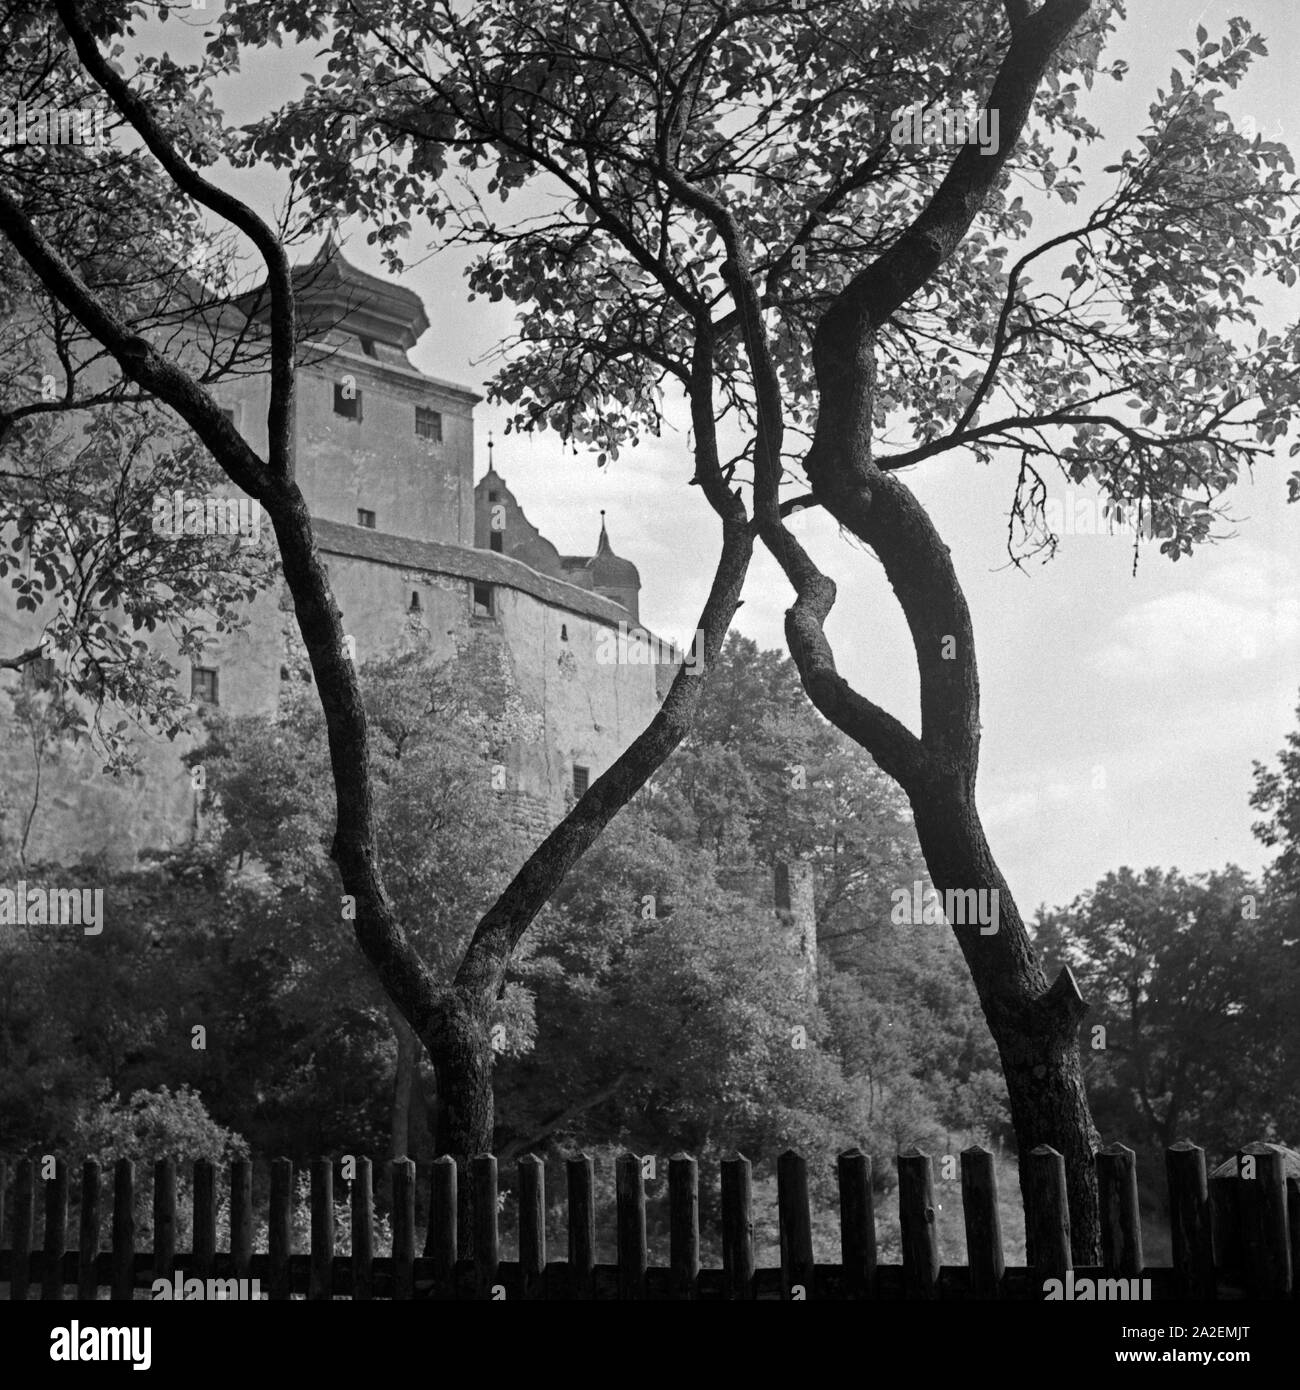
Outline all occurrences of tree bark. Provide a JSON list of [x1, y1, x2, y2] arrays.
[[909, 789, 1098, 1262], [389, 1008, 421, 1161]]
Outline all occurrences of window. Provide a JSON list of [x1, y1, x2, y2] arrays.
[[572, 765, 590, 798], [560, 624, 568, 642], [409, 590, 421, 613], [22, 655, 56, 690], [219, 406, 237, 425], [415, 406, 443, 442], [191, 666, 219, 706], [357, 508, 376, 529], [358, 336, 377, 358], [488, 490, 499, 502], [489, 532, 503, 553], [333, 383, 363, 420], [472, 582, 493, 618]]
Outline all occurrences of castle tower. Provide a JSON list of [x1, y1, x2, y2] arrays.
[[474, 453, 642, 622], [236, 233, 480, 546], [561, 513, 641, 623]]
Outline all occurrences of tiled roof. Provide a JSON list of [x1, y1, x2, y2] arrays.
[[312, 518, 634, 627]]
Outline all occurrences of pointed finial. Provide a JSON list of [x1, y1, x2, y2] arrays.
[[598, 508, 610, 552], [318, 221, 341, 262]]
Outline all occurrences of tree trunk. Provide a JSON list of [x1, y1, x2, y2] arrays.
[[911, 787, 1099, 1264], [389, 1010, 420, 1161], [423, 993, 494, 1259]]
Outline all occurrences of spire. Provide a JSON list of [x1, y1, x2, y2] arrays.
[[487, 430, 495, 472], [597, 508, 611, 554], [315, 223, 341, 264]]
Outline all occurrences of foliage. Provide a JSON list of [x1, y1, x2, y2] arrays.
[[1034, 865, 1299, 1161], [71, 1082, 248, 1168], [229, 1, 1300, 551]]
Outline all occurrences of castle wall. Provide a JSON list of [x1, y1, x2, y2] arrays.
[[0, 525, 663, 866], [0, 256, 662, 873], [320, 539, 660, 822]]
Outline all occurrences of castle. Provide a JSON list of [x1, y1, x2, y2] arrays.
[[0, 238, 815, 982]]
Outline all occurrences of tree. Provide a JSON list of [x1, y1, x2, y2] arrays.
[[499, 805, 860, 1161], [1035, 866, 1299, 1162], [187, 653, 541, 1160], [0, 27, 279, 766], [220, 0, 1300, 1254], [0, 0, 755, 1249], [7, 2, 1299, 1257], [1252, 692, 1300, 907]]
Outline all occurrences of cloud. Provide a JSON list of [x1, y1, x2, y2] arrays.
[[1090, 551, 1300, 682]]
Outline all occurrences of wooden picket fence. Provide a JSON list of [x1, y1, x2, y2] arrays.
[[0, 1140, 1294, 1299]]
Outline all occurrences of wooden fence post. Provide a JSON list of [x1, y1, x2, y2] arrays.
[[230, 1159, 253, 1285], [1238, 1142, 1291, 1299], [268, 1157, 293, 1301], [566, 1154, 595, 1301], [310, 1157, 334, 1300], [1288, 1175, 1300, 1304], [153, 1159, 176, 1288], [1097, 1143, 1143, 1276], [430, 1155, 457, 1300], [110, 1159, 134, 1302], [960, 1145, 1003, 1299], [778, 1149, 815, 1300], [897, 1148, 940, 1300], [351, 1158, 374, 1303], [615, 1152, 647, 1301], [1025, 1145, 1071, 1295], [11, 1157, 33, 1301], [78, 1159, 102, 1301], [392, 1157, 416, 1301], [721, 1153, 755, 1301], [192, 1158, 216, 1281], [473, 1154, 499, 1300], [837, 1147, 876, 1300], [517, 1154, 546, 1302], [42, 1156, 67, 1300], [1166, 1142, 1214, 1300], [669, 1153, 700, 1301]]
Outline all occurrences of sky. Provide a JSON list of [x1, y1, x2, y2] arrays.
[[135, 0, 1300, 915]]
